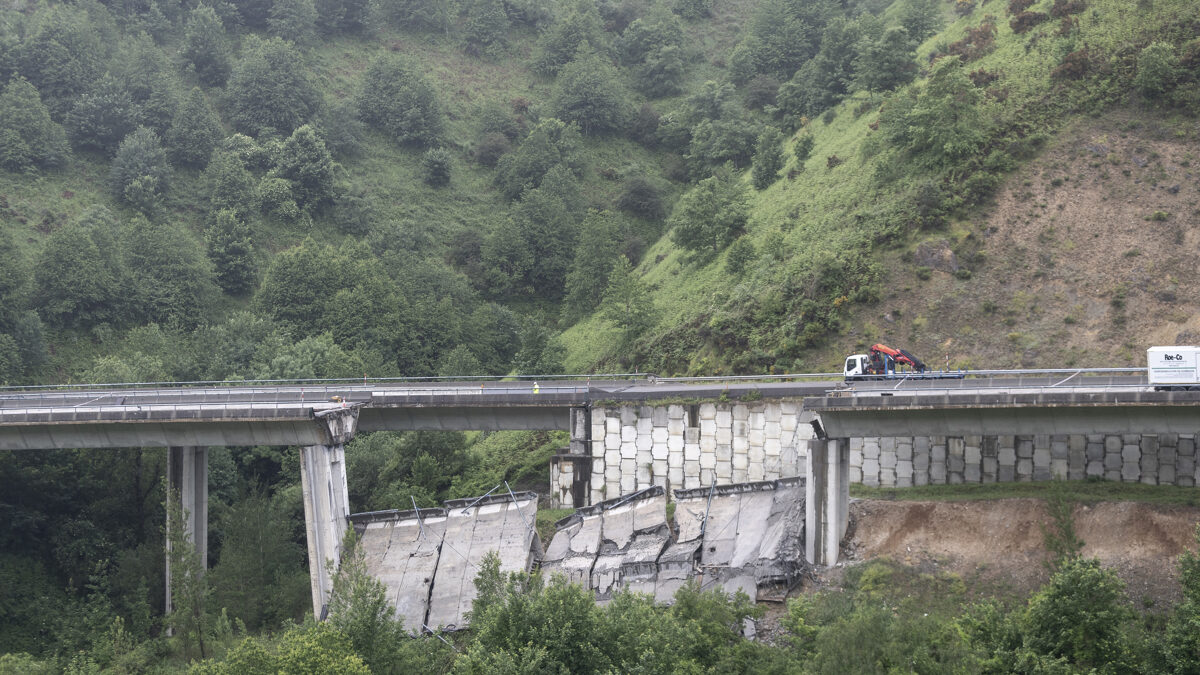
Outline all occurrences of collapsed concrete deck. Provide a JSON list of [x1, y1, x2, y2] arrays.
[[542, 477, 807, 603], [350, 491, 540, 631]]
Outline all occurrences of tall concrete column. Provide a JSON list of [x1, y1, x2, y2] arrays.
[[568, 406, 591, 507], [301, 407, 359, 619], [805, 437, 849, 566], [166, 446, 208, 616]]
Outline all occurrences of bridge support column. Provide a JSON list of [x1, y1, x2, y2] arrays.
[[301, 407, 359, 620], [569, 407, 591, 507], [805, 437, 849, 566], [166, 446, 208, 616]]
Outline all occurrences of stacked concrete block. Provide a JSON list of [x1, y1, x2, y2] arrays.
[[947, 437, 964, 484], [1015, 436, 1034, 482], [963, 436, 982, 483], [931, 439, 948, 483], [848, 438, 864, 484], [1032, 435, 1052, 482], [980, 436, 998, 483], [997, 436, 1016, 482], [1049, 435, 1069, 480], [1085, 434, 1104, 478], [1104, 435, 1123, 481], [1122, 434, 1141, 483], [860, 438, 880, 487], [1138, 435, 1158, 485], [1068, 435, 1086, 481], [1179, 435, 1196, 487], [913, 437, 931, 486], [879, 437, 897, 487]]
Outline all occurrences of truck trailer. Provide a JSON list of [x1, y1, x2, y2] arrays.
[[1147, 346, 1200, 390]]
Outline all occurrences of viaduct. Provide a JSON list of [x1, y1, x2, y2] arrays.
[[1, 371, 1197, 618]]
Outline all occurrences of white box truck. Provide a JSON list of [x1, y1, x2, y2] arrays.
[[1147, 346, 1200, 390]]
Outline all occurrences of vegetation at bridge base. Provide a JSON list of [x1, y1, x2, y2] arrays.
[[851, 479, 1200, 506]]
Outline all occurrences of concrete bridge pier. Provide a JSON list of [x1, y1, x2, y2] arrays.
[[166, 446, 208, 615], [301, 407, 359, 619], [805, 437, 849, 567]]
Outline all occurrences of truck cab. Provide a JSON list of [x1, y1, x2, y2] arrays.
[[844, 354, 870, 380]]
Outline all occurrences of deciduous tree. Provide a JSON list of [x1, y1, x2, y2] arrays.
[[225, 38, 320, 137], [182, 5, 232, 87], [168, 87, 223, 168], [355, 53, 445, 147], [0, 77, 68, 172]]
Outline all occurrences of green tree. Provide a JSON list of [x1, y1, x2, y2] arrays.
[[513, 316, 565, 375], [206, 209, 257, 296], [854, 25, 918, 92], [482, 169, 581, 298], [437, 344, 485, 377], [206, 149, 260, 218], [34, 207, 130, 328], [600, 255, 655, 341], [778, 16, 878, 120], [168, 87, 223, 168], [0, 334, 20, 384], [562, 210, 624, 322], [616, 174, 665, 220], [551, 43, 633, 135], [126, 215, 218, 328], [0, 77, 68, 172], [316, 0, 369, 33], [15, 7, 105, 119], [732, 0, 824, 80], [494, 118, 584, 199], [225, 38, 320, 137], [1024, 557, 1135, 670], [1135, 42, 1181, 98], [268, 0, 318, 45], [166, 484, 212, 661], [274, 623, 370, 675], [110, 127, 172, 211], [114, 33, 181, 137], [463, 0, 509, 56], [879, 57, 988, 166], [210, 492, 307, 631], [1162, 525, 1200, 673], [897, 0, 944, 45], [65, 74, 141, 155], [355, 53, 445, 147], [620, 6, 684, 65], [669, 165, 750, 254], [752, 127, 785, 190], [532, 0, 608, 75], [182, 5, 232, 87], [421, 148, 452, 186], [254, 333, 365, 380], [271, 125, 337, 210]]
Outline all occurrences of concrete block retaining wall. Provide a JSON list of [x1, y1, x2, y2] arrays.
[[577, 402, 811, 506], [550, 404, 1199, 508], [850, 433, 1199, 488]]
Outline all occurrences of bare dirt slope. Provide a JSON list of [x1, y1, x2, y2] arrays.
[[832, 109, 1200, 371], [841, 498, 1200, 607]]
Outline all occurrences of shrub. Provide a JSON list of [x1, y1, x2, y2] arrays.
[[725, 237, 756, 275], [1008, 0, 1034, 13], [1024, 558, 1135, 669], [743, 75, 780, 110], [1051, 48, 1091, 80], [616, 175, 665, 220], [355, 53, 445, 147], [1134, 42, 1180, 97], [751, 127, 785, 190], [550, 43, 633, 135], [1050, 0, 1086, 16], [793, 134, 815, 163], [946, 17, 997, 62], [669, 166, 749, 253], [421, 148, 452, 186], [1010, 11, 1049, 34], [474, 132, 511, 167]]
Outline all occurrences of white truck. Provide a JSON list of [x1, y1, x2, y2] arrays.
[[1148, 346, 1200, 390]]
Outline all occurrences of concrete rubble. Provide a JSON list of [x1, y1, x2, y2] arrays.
[[542, 477, 807, 604], [351, 491, 540, 632]]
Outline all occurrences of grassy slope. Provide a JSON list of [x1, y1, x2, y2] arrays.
[[563, 0, 1200, 375]]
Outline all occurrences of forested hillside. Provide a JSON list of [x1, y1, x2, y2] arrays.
[[2, 0, 1200, 670]]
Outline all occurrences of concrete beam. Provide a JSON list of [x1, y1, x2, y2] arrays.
[[166, 446, 207, 617], [0, 419, 330, 450], [807, 393, 1200, 438], [358, 406, 571, 432]]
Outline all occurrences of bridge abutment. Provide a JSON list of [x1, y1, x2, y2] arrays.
[[805, 438, 849, 567], [165, 446, 208, 616]]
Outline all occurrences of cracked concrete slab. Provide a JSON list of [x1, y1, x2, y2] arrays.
[[351, 490, 540, 632]]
